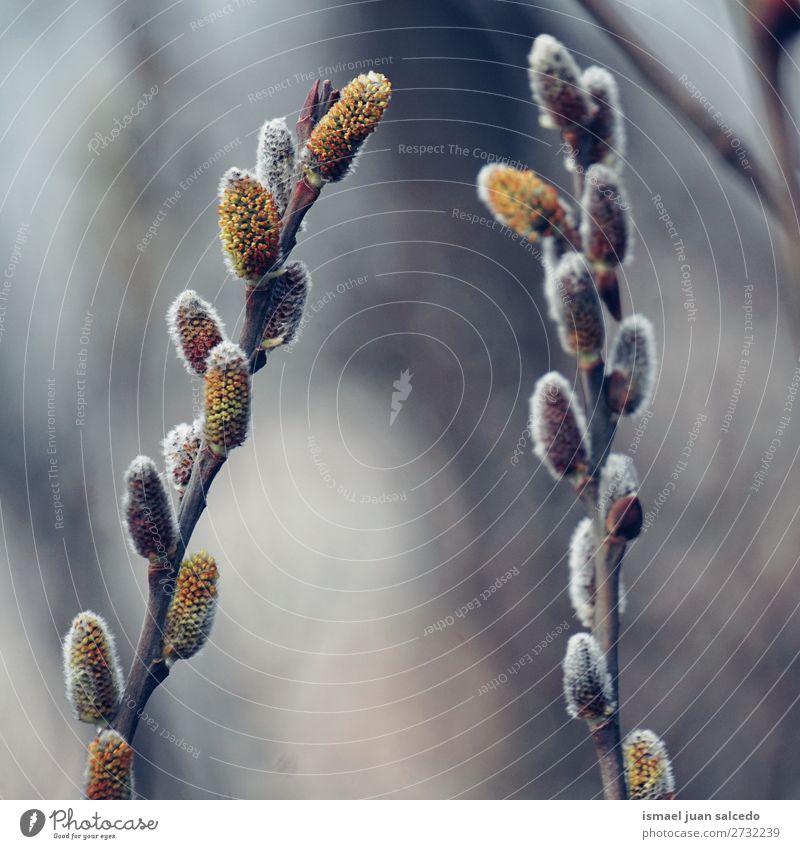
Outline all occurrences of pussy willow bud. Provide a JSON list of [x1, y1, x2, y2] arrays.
[[568, 519, 596, 628], [166, 290, 225, 375], [579, 66, 626, 170], [529, 35, 592, 129], [304, 71, 392, 183], [608, 314, 657, 416], [546, 252, 604, 363], [164, 551, 219, 660], [122, 456, 178, 561], [530, 371, 590, 480], [204, 341, 250, 455], [579, 164, 628, 320], [162, 419, 202, 495], [477, 164, 572, 242], [261, 261, 311, 349], [563, 632, 615, 721], [255, 117, 295, 216], [600, 453, 642, 540], [581, 164, 630, 268], [568, 518, 626, 627], [85, 730, 134, 800], [63, 611, 122, 724], [218, 168, 281, 282], [624, 729, 676, 800]]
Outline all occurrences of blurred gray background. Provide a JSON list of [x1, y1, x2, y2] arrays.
[[1, 0, 799, 799]]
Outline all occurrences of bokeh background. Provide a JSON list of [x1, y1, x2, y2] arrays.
[[1, 0, 799, 800]]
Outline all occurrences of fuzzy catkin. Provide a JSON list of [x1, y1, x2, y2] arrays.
[[162, 420, 202, 494], [528, 35, 591, 128], [580, 164, 630, 268], [624, 729, 676, 799], [164, 551, 219, 660], [304, 72, 392, 182], [122, 456, 178, 561], [563, 632, 615, 721], [255, 117, 295, 216], [568, 519, 596, 628], [261, 261, 311, 349], [599, 453, 639, 519], [607, 314, 657, 416], [85, 730, 134, 800], [530, 371, 590, 479], [166, 290, 225, 375], [218, 168, 282, 281], [579, 66, 626, 170], [547, 252, 605, 362], [568, 519, 626, 628], [477, 164, 571, 242], [63, 611, 122, 724], [203, 341, 251, 455]]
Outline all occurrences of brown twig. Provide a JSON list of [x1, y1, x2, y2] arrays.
[[567, 120, 626, 799], [576, 358, 626, 799], [588, 534, 627, 799], [745, 11, 800, 329], [111, 80, 335, 747]]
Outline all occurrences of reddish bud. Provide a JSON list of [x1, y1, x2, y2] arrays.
[[530, 371, 590, 479], [529, 35, 592, 129]]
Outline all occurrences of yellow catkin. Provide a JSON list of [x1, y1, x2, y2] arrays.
[[624, 729, 676, 800], [85, 730, 134, 800], [164, 551, 219, 660], [218, 169, 281, 281], [203, 342, 250, 455], [63, 611, 122, 724], [305, 72, 392, 182], [478, 165, 567, 241]]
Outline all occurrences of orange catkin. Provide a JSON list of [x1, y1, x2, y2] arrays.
[[164, 551, 219, 660], [167, 290, 225, 375], [203, 342, 250, 455], [305, 72, 392, 182], [63, 611, 122, 724], [85, 730, 134, 800], [218, 168, 281, 281], [477, 165, 568, 242]]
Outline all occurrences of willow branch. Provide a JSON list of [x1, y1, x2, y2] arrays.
[[576, 357, 626, 799], [575, 0, 786, 221], [112, 80, 334, 746], [566, 123, 626, 796]]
